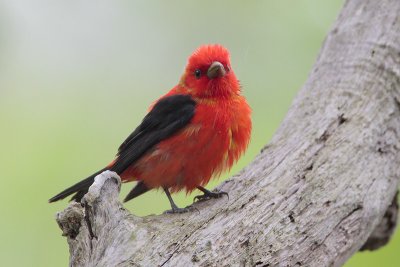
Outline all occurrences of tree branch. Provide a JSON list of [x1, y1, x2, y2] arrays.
[[360, 192, 398, 251], [55, 0, 400, 266]]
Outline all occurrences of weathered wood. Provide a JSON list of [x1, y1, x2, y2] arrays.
[[56, 0, 400, 266], [361, 192, 398, 251]]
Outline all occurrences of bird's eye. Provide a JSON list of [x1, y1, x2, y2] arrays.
[[194, 69, 201, 79]]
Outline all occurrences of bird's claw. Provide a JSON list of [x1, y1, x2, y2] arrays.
[[163, 205, 198, 214], [193, 190, 229, 203]]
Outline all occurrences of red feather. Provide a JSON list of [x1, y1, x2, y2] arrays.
[[120, 44, 252, 193]]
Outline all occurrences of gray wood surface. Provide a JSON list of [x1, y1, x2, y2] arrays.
[[55, 0, 400, 266]]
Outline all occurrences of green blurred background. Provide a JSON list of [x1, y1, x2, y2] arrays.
[[0, 1, 398, 266]]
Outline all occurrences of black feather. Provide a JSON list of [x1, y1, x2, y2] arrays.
[[48, 167, 107, 202], [123, 181, 150, 202], [49, 94, 196, 203], [110, 94, 196, 174]]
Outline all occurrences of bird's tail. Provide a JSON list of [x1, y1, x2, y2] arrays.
[[48, 167, 108, 203]]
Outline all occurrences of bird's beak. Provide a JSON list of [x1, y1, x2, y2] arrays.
[[207, 61, 226, 79]]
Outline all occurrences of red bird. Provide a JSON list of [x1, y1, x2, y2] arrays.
[[49, 44, 252, 213]]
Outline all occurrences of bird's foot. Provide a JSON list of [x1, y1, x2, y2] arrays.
[[163, 205, 197, 214], [163, 187, 198, 214], [193, 189, 229, 203]]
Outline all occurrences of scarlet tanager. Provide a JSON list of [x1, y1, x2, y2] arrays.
[[49, 44, 252, 213]]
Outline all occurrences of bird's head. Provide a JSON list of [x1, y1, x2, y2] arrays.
[[181, 44, 240, 98]]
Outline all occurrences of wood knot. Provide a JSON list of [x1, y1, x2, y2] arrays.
[[56, 203, 84, 239]]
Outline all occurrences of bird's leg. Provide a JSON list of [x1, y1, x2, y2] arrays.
[[193, 186, 229, 202], [163, 187, 193, 214]]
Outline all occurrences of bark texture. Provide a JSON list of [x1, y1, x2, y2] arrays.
[[56, 0, 400, 266]]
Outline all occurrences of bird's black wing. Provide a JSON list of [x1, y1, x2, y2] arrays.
[[48, 94, 196, 203], [110, 94, 196, 174]]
